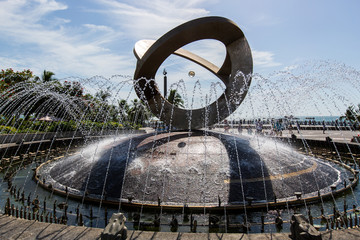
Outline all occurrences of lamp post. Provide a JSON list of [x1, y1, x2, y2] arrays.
[[163, 68, 167, 98]]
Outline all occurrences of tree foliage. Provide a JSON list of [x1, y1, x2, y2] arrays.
[[340, 104, 360, 122], [34, 70, 57, 82], [127, 99, 151, 125], [0, 68, 34, 92], [167, 89, 184, 108], [0, 68, 153, 131]]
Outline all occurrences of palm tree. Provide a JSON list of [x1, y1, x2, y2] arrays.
[[118, 99, 129, 117], [340, 104, 360, 122], [95, 87, 111, 102], [167, 89, 184, 108], [35, 70, 57, 82], [128, 99, 150, 126]]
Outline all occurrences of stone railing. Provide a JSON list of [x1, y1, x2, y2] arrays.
[[0, 129, 146, 144]]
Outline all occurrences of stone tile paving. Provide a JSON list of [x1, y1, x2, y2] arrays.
[[1, 215, 360, 240]]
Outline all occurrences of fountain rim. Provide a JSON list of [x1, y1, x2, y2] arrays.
[[31, 133, 358, 213]]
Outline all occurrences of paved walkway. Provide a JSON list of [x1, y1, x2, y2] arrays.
[[143, 127, 360, 145], [213, 128, 360, 144], [281, 129, 360, 144], [1, 215, 360, 240]]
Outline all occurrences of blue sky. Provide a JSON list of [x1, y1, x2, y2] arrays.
[[1, 0, 359, 79]]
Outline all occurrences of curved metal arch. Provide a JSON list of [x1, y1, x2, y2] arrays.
[[133, 16, 253, 130]]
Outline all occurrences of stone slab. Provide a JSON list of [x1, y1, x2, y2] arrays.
[[1, 215, 360, 239], [0, 215, 102, 240]]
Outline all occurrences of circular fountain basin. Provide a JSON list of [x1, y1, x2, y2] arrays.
[[37, 131, 346, 208]]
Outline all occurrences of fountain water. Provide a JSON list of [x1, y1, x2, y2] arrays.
[[0, 17, 360, 235]]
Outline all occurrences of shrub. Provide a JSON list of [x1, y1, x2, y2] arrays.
[[0, 125, 18, 134]]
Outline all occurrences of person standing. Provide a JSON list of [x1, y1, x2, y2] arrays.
[[224, 120, 230, 133], [288, 122, 293, 134], [296, 121, 300, 133], [238, 120, 243, 134], [256, 119, 263, 134]]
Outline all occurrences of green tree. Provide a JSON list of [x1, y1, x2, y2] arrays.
[[0, 68, 34, 92], [61, 81, 84, 97], [128, 99, 150, 126], [118, 99, 130, 119], [340, 104, 360, 122], [83, 88, 114, 122], [95, 87, 111, 102], [1, 68, 89, 121], [167, 89, 184, 108], [35, 70, 57, 82], [118, 99, 129, 112]]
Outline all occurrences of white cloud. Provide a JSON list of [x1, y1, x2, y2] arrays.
[[0, 0, 281, 81], [282, 64, 298, 71], [90, 0, 281, 71], [0, 0, 132, 78], [83, 24, 114, 32], [0, 0, 67, 24], [93, 0, 210, 39], [252, 50, 281, 68]]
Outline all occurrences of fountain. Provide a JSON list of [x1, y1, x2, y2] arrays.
[[37, 129, 346, 207], [33, 16, 347, 209], [0, 16, 360, 236]]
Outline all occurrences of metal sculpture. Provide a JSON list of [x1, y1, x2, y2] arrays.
[[134, 16, 253, 130]]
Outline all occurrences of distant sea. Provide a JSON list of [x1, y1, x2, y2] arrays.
[[239, 116, 342, 122], [295, 116, 340, 122]]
